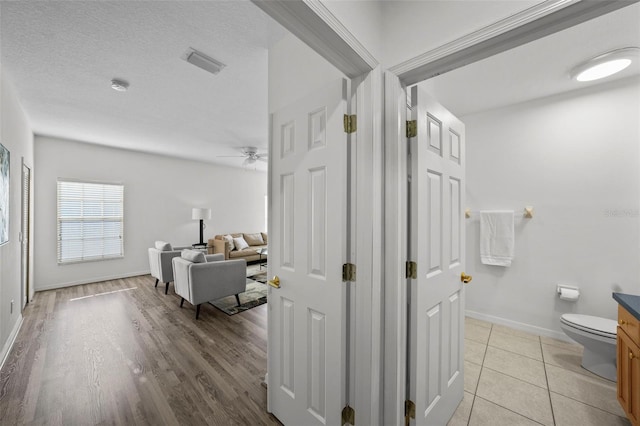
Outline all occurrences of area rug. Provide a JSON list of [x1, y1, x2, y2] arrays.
[[248, 271, 267, 284], [209, 278, 267, 315]]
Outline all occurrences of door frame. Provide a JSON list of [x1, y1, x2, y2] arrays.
[[252, 0, 632, 424]]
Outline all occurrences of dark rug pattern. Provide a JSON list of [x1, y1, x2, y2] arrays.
[[208, 277, 267, 315]]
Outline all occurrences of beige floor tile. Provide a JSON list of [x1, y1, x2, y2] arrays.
[[541, 343, 602, 380], [489, 331, 543, 361], [545, 364, 624, 417], [465, 316, 493, 329], [476, 368, 553, 425], [465, 339, 487, 365], [550, 392, 631, 426], [492, 324, 540, 342], [466, 323, 492, 344], [447, 391, 474, 426], [468, 396, 543, 426], [483, 346, 547, 388], [465, 361, 481, 393], [540, 335, 582, 353]]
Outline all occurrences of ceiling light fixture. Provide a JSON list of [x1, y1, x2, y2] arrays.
[[183, 48, 226, 75], [110, 79, 129, 92], [570, 47, 639, 82]]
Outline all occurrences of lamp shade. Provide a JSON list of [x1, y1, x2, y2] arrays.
[[192, 208, 211, 220]]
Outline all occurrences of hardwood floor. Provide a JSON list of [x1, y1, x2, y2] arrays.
[[0, 275, 281, 425]]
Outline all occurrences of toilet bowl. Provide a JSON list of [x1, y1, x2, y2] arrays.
[[560, 313, 617, 381]]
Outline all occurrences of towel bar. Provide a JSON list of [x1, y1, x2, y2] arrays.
[[465, 207, 534, 219]]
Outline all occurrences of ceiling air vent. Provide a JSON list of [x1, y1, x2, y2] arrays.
[[183, 48, 226, 75]]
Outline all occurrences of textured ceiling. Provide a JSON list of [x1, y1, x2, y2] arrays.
[[1, 1, 638, 168], [420, 2, 640, 117], [0, 1, 286, 171]]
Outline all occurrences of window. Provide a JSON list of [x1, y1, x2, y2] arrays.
[[57, 180, 124, 264]]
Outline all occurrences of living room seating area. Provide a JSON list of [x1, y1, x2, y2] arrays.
[[209, 232, 267, 262]]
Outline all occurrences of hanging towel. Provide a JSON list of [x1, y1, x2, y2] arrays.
[[480, 210, 514, 267]]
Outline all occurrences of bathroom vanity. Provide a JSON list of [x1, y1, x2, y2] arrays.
[[613, 292, 640, 426]]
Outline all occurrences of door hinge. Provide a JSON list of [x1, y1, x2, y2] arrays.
[[406, 120, 417, 138], [405, 400, 416, 424], [344, 114, 357, 134], [406, 261, 417, 279], [341, 405, 355, 425], [342, 263, 356, 282]]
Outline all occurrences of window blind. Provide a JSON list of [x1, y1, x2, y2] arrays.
[[57, 180, 124, 264]]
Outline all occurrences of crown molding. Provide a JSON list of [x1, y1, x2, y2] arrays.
[[251, 0, 377, 78], [390, 0, 638, 85]]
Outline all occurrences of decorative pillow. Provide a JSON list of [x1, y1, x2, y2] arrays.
[[181, 249, 206, 263], [233, 236, 249, 251], [244, 233, 264, 246], [155, 241, 172, 251], [223, 234, 235, 251], [261, 232, 268, 244]]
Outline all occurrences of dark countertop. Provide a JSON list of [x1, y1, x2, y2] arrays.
[[613, 293, 640, 321]]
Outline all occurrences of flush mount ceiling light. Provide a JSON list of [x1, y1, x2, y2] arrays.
[[110, 79, 129, 92], [570, 47, 639, 82], [183, 48, 226, 75]]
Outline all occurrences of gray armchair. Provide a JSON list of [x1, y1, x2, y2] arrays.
[[172, 250, 247, 319], [148, 241, 190, 294]]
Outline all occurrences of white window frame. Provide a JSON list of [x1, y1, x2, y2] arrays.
[[57, 179, 124, 264]]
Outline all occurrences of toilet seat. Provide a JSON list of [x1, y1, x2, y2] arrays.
[[560, 314, 617, 339]]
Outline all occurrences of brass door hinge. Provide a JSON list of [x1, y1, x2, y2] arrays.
[[406, 120, 417, 138], [405, 400, 416, 425], [344, 114, 357, 134], [342, 263, 356, 282], [406, 261, 417, 279], [341, 405, 355, 425]]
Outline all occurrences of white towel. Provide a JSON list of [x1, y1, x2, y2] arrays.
[[480, 210, 514, 267]]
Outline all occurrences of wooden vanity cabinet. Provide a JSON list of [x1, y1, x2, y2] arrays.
[[618, 305, 640, 426]]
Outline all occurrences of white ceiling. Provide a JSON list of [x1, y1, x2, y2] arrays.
[[1, 1, 638, 170], [0, 1, 286, 171], [420, 2, 640, 117]]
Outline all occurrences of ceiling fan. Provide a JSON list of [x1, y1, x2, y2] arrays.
[[218, 146, 268, 166]]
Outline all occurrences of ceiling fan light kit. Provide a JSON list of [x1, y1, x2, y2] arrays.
[[216, 146, 268, 167], [570, 47, 638, 82], [110, 79, 129, 92]]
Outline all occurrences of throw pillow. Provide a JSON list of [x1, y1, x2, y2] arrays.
[[244, 233, 264, 246], [223, 234, 235, 251], [181, 249, 206, 263], [233, 236, 249, 251], [261, 232, 268, 244], [155, 241, 172, 251]]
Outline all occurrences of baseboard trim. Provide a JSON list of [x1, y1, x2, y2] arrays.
[[465, 309, 571, 342], [0, 314, 24, 372], [35, 270, 150, 292]]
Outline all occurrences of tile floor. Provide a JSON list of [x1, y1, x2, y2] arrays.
[[448, 317, 631, 426]]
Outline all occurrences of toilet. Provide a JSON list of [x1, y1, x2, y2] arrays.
[[560, 313, 618, 381]]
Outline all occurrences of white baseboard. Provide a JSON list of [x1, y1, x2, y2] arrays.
[[465, 309, 571, 342], [35, 270, 150, 292], [0, 314, 24, 372]]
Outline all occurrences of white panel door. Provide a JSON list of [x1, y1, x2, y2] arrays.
[[268, 78, 348, 426], [408, 85, 466, 425]]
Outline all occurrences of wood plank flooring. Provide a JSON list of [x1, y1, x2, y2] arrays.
[[0, 275, 281, 425]]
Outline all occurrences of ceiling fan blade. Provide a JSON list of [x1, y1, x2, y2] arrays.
[[257, 157, 268, 163], [216, 155, 247, 158]]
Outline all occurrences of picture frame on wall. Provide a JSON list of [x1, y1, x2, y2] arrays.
[[0, 142, 9, 246]]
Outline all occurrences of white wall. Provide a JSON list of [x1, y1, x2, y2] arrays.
[[34, 136, 266, 290], [320, 0, 537, 69], [463, 76, 640, 338], [0, 71, 34, 365], [268, 33, 345, 114]]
